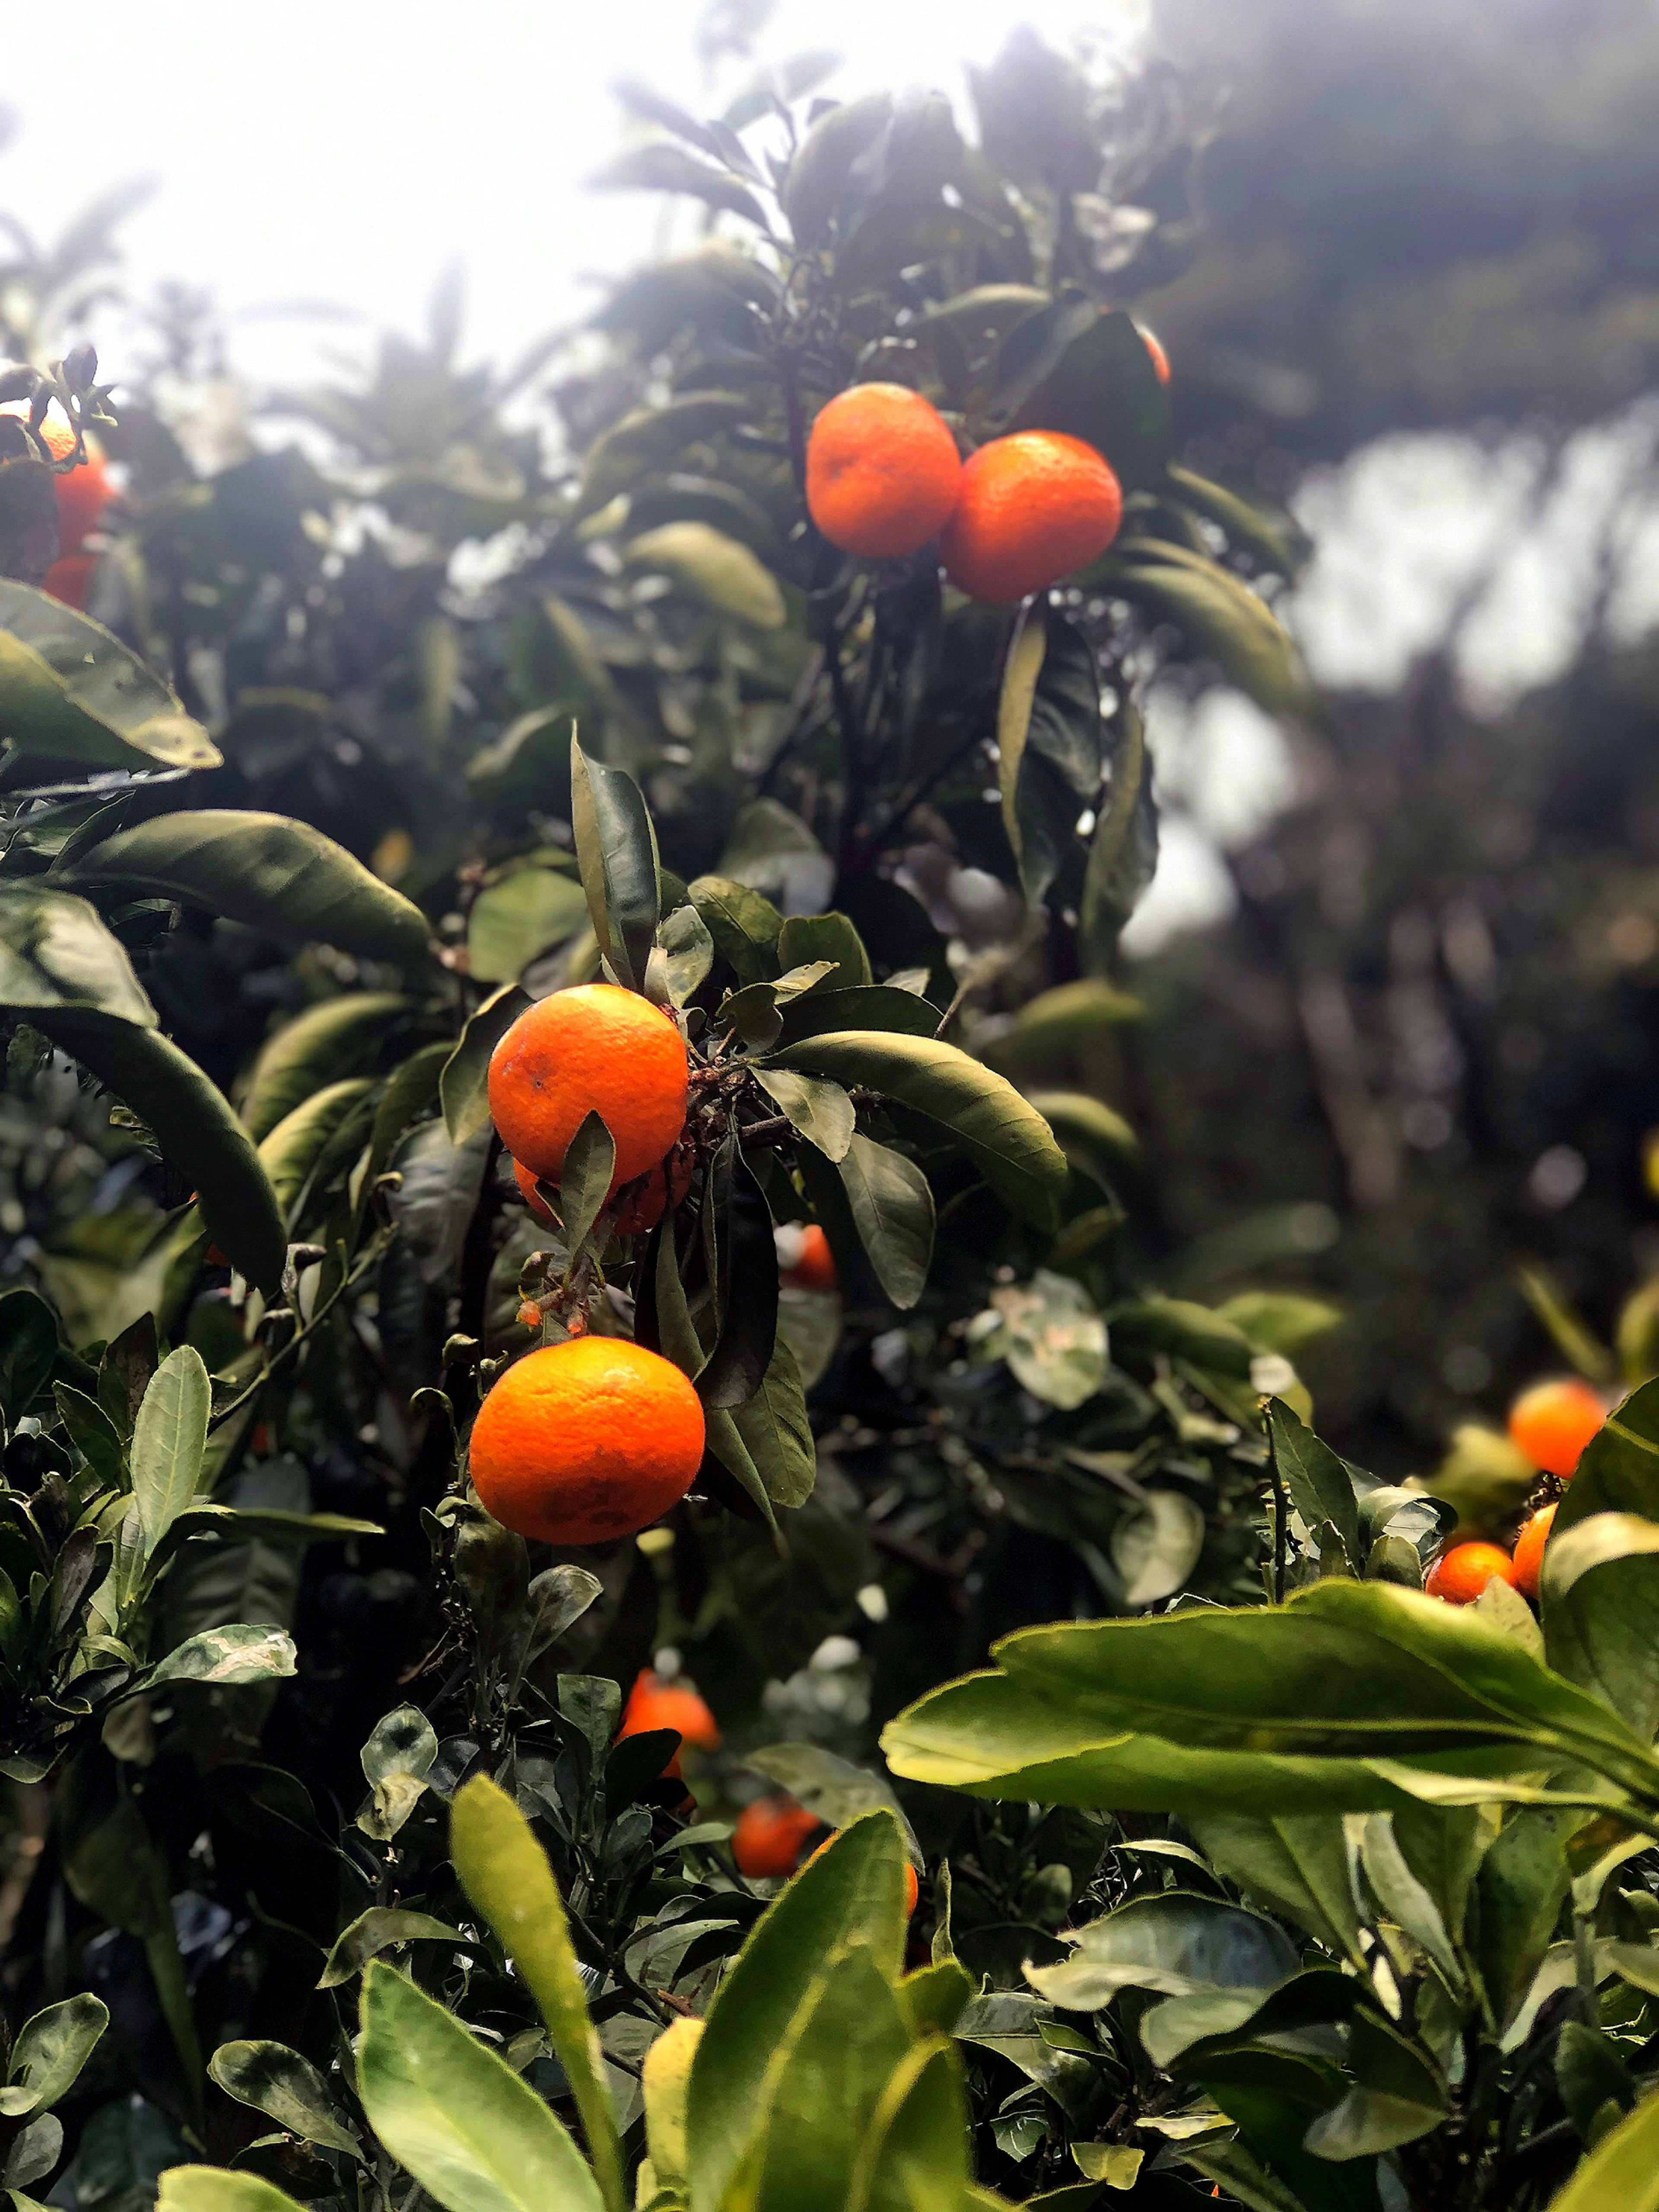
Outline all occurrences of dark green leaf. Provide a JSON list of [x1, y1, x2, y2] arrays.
[[0, 580, 219, 769], [71, 810, 432, 967], [441, 982, 530, 1147], [783, 93, 893, 245], [1303, 2011, 1446, 2159], [1004, 307, 1173, 491], [770, 1031, 1068, 1229], [834, 1133, 934, 1309], [0, 1996, 109, 2120], [775, 913, 872, 992], [207, 2040, 361, 2159], [0, 882, 156, 1027], [1267, 1399, 1364, 1575], [1557, 1379, 1659, 1535], [575, 392, 751, 519], [316, 1908, 470, 1990], [774, 984, 938, 1045], [571, 732, 659, 992], [752, 1068, 855, 1161], [1026, 1892, 1297, 2013], [54, 1383, 123, 1487], [1093, 541, 1310, 716], [688, 874, 783, 984], [1079, 703, 1155, 969], [37, 1013, 285, 1292], [467, 867, 589, 983], [241, 991, 410, 1143], [698, 1145, 779, 1410], [1168, 466, 1310, 579], [0, 1289, 58, 1424], [559, 1111, 617, 1257], [624, 522, 785, 627], [1541, 1513, 1659, 1737], [727, 1333, 815, 1510], [996, 606, 1103, 908]]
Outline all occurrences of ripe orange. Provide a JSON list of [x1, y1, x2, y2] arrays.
[[938, 431, 1122, 604], [1425, 1540, 1516, 1605], [806, 1832, 920, 1913], [42, 551, 95, 608], [513, 1150, 691, 1237], [468, 1335, 704, 1545], [1508, 1379, 1605, 1478], [805, 382, 962, 560], [733, 1793, 822, 1877], [1511, 1503, 1557, 1601], [619, 1669, 721, 1777], [1137, 324, 1172, 385], [0, 403, 113, 551], [488, 985, 689, 1195], [781, 1222, 837, 1292]]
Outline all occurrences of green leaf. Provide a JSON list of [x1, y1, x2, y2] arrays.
[[258, 1075, 375, 1225], [852, 2040, 972, 2212], [827, 1132, 932, 1309], [241, 991, 410, 1143], [1546, 2083, 1659, 2209], [880, 1580, 1659, 1818], [995, 606, 1103, 908], [0, 1997, 108, 2120], [1168, 465, 1309, 579], [1557, 1379, 1659, 1535], [315, 1907, 468, 1990], [753, 1068, 855, 1162], [1001, 306, 1172, 490], [1093, 541, 1310, 716], [1112, 1489, 1206, 1607], [357, 1703, 439, 1841], [35, 1014, 285, 1292], [1026, 1892, 1297, 2013], [658, 902, 715, 1007], [467, 867, 590, 985], [1541, 1513, 1659, 1737], [1079, 702, 1155, 970], [748, 1742, 912, 1842], [1267, 1399, 1364, 1575], [775, 912, 871, 992], [699, 1143, 779, 1411], [1219, 1293, 1344, 1360], [450, 1775, 625, 2212], [355, 1962, 603, 2212], [1302, 2011, 1446, 2160], [0, 1290, 58, 1424], [688, 874, 782, 985], [559, 1111, 617, 1257], [207, 2040, 362, 2159], [686, 1813, 912, 2212], [642, 2017, 703, 2195], [146, 1624, 297, 1687], [130, 1347, 210, 1558], [775, 984, 939, 1045], [0, 883, 156, 1027], [783, 92, 893, 245], [71, 810, 432, 966], [1025, 1092, 1139, 1189], [0, 580, 219, 769], [624, 522, 785, 628], [983, 1269, 1106, 1408], [752, 1942, 915, 2212], [571, 732, 659, 992], [575, 392, 751, 519], [441, 983, 530, 1147], [158, 2174, 308, 2212], [1469, 1809, 1570, 2035], [727, 1332, 816, 1510]]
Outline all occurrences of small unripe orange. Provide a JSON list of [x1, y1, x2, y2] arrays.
[[733, 1794, 822, 1878], [1425, 1540, 1516, 1605], [1511, 1504, 1557, 1601], [1508, 1379, 1604, 1478]]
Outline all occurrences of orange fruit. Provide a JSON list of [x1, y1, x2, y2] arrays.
[[1508, 1379, 1605, 1478], [512, 1150, 691, 1237], [42, 551, 95, 608], [1511, 1503, 1557, 1602], [619, 1668, 721, 1777], [782, 1223, 837, 1292], [0, 403, 113, 551], [488, 985, 689, 1196], [1425, 1540, 1516, 1605], [938, 431, 1122, 604], [805, 382, 962, 559], [806, 1833, 920, 1913], [1137, 324, 1171, 385], [733, 1794, 822, 1877], [468, 1335, 704, 1544]]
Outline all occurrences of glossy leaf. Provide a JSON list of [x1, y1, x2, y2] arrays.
[[159, 2175, 307, 2212], [726, 1332, 816, 1509], [1302, 2012, 1446, 2160], [1079, 702, 1155, 970], [316, 1907, 468, 1990], [826, 1133, 931, 1309], [698, 1144, 779, 1410], [0, 580, 219, 768], [752, 1942, 914, 2212], [996, 607, 1103, 908], [1112, 1489, 1206, 1607], [658, 900, 715, 1006], [146, 1624, 298, 1687], [35, 1014, 285, 1292], [687, 874, 783, 984], [558, 1112, 616, 1257], [753, 1067, 855, 1161], [771, 1031, 1068, 1230], [241, 991, 410, 1143], [258, 1076, 376, 1225], [130, 1347, 210, 1558], [0, 1289, 58, 1424], [467, 867, 589, 983], [1541, 1513, 1659, 1737], [207, 2040, 361, 2159], [355, 1962, 603, 2212], [72, 810, 432, 966], [450, 1775, 625, 2212], [1556, 1379, 1659, 1534], [1004, 308, 1173, 490], [1027, 1892, 1297, 2012], [775, 912, 872, 992], [441, 982, 530, 1146], [1094, 541, 1310, 717], [783, 92, 893, 245], [0, 1996, 108, 2120], [775, 984, 938, 1046], [1268, 1398, 1364, 1575], [0, 883, 156, 1027], [571, 732, 659, 992]]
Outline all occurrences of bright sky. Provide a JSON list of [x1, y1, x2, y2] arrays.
[[3, 0, 1133, 382]]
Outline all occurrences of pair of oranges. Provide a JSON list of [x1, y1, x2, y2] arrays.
[[804, 324, 1169, 604], [1424, 1376, 1605, 1606]]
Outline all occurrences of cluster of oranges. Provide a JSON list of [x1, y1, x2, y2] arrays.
[[469, 983, 705, 1546], [1, 403, 115, 608], [804, 325, 1168, 606], [1424, 1376, 1606, 1606]]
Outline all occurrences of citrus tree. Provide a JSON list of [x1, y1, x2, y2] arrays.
[[0, 24, 1373, 2212]]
